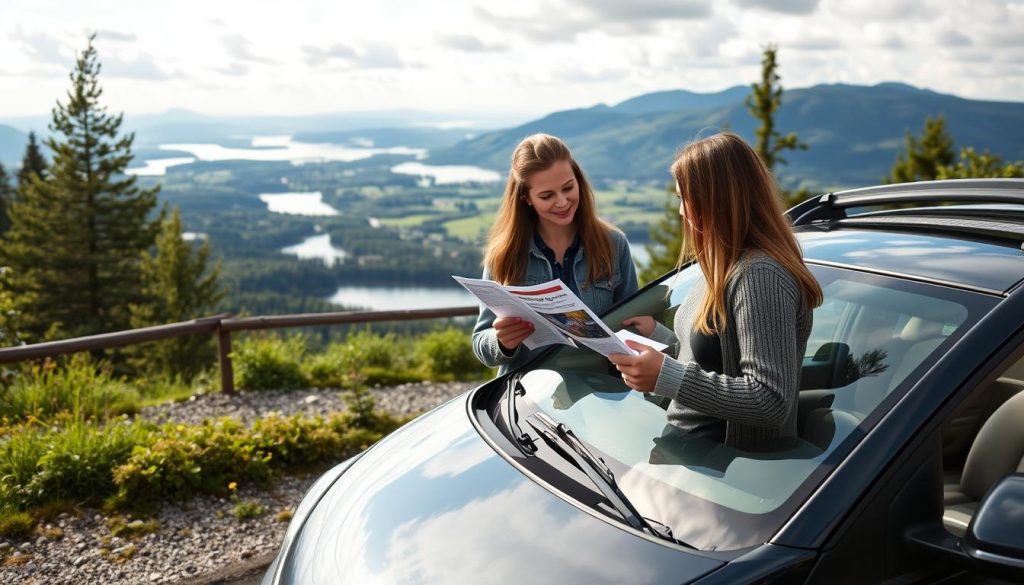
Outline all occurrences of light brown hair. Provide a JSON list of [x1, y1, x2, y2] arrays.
[[671, 132, 823, 334], [483, 134, 615, 286]]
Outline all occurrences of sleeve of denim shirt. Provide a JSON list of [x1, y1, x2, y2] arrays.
[[471, 266, 524, 368], [612, 230, 639, 302]]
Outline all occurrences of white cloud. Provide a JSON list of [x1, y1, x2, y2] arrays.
[[104, 52, 177, 79], [220, 34, 275, 65], [0, 0, 1021, 117], [93, 29, 137, 43], [937, 29, 973, 47], [731, 0, 820, 15], [9, 27, 72, 67], [437, 34, 508, 53]]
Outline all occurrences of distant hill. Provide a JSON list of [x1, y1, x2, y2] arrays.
[[122, 110, 524, 149], [430, 83, 1024, 189], [0, 125, 27, 169]]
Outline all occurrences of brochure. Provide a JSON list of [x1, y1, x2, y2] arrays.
[[453, 276, 667, 358]]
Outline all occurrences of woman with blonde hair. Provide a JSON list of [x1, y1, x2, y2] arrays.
[[472, 134, 638, 375], [609, 132, 822, 448]]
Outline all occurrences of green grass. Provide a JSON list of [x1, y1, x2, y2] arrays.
[[445, 214, 495, 241], [377, 213, 444, 228]]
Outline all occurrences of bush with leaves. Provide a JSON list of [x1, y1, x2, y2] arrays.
[[0, 355, 139, 422], [0, 420, 146, 511], [415, 328, 489, 381], [232, 334, 308, 391], [305, 330, 422, 388]]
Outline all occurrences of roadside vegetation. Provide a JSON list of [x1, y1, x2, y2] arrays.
[[0, 326, 490, 539]]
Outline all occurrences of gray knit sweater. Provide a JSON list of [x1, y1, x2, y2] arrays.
[[650, 252, 813, 450]]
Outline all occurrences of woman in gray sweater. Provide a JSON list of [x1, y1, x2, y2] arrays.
[[609, 133, 822, 450]]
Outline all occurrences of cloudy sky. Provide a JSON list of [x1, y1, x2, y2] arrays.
[[1, 0, 1022, 121]]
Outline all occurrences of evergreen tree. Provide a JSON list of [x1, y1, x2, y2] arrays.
[[5, 35, 160, 340], [886, 115, 955, 183], [0, 163, 13, 235], [641, 45, 808, 283], [745, 44, 807, 183], [937, 147, 1023, 179], [130, 207, 226, 379], [17, 131, 47, 187], [640, 190, 684, 284]]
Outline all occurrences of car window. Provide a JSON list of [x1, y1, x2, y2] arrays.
[[516, 262, 996, 551]]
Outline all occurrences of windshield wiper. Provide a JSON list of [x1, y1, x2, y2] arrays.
[[504, 374, 537, 456], [524, 411, 683, 546]]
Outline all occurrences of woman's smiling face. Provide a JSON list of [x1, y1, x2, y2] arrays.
[[526, 159, 579, 231]]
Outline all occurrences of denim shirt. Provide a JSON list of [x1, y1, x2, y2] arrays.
[[471, 228, 639, 376]]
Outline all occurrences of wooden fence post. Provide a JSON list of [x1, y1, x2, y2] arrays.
[[217, 326, 235, 395]]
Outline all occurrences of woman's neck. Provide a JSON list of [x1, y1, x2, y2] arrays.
[[537, 224, 577, 260]]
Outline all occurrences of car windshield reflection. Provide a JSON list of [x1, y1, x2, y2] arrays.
[[515, 263, 993, 551]]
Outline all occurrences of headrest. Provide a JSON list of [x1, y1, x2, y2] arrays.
[[900, 317, 945, 342]]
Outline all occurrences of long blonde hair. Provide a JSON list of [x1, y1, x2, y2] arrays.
[[483, 134, 614, 286], [671, 132, 822, 334]]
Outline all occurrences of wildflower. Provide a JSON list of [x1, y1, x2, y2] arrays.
[[228, 481, 237, 491]]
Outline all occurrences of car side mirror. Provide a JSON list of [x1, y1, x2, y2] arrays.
[[962, 473, 1024, 579], [904, 474, 1024, 581]]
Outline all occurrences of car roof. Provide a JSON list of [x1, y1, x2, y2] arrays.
[[789, 179, 1024, 295], [797, 227, 1024, 295]]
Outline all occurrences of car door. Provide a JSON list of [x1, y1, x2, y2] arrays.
[[799, 321, 1024, 584]]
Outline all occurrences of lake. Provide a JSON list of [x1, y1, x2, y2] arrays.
[[259, 192, 339, 216], [390, 161, 501, 185], [160, 136, 427, 165], [283, 235, 655, 311], [329, 286, 477, 311], [282, 234, 348, 267], [126, 137, 501, 184]]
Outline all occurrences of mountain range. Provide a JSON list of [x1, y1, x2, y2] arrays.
[[429, 82, 1024, 188], [2, 82, 1022, 189]]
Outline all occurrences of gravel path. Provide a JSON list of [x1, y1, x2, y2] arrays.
[[0, 380, 484, 585]]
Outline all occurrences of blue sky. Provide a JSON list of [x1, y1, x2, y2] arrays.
[[1, 0, 1021, 120]]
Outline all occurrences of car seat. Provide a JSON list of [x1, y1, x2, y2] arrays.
[[942, 388, 1024, 537]]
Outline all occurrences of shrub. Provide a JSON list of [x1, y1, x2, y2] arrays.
[[111, 418, 273, 508], [233, 335, 307, 391], [0, 427, 49, 509], [415, 328, 488, 381], [305, 331, 417, 388], [0, 510, 33, 539], [106, 516, 159, 538], [26, 421, 147, 508], [232, 500, 266, 521], [0, 355, 140, 422]]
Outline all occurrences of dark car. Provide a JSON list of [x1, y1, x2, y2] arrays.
[[263, 179, 1024, 584]]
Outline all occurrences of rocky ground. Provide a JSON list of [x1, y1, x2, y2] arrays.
[[0, 380, 483, 585]]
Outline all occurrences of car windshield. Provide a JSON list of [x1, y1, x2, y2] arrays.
[[515, 262, 995, 551]]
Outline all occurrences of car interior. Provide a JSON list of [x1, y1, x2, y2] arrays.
[[939, 355, 1024, 537]]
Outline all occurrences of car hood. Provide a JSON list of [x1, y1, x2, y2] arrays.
[[276, 395, 724, 585]]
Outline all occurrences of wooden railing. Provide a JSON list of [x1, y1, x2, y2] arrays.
[[0, 307, 479, 393]]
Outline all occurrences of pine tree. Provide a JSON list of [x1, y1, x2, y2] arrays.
[[745, 44, 807, 181], [641, 45, 808, 282], [5, 35, 160, 340], [0, 163, 13, 235], [17, 131, 47, 187], [937, 147, 1023, 179], [130, 207, 225, 379], [886, 115, 955, 183], [640, 189, 684, 284]]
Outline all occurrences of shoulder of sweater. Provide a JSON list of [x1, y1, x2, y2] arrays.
[[729, 252, 800, 298]]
